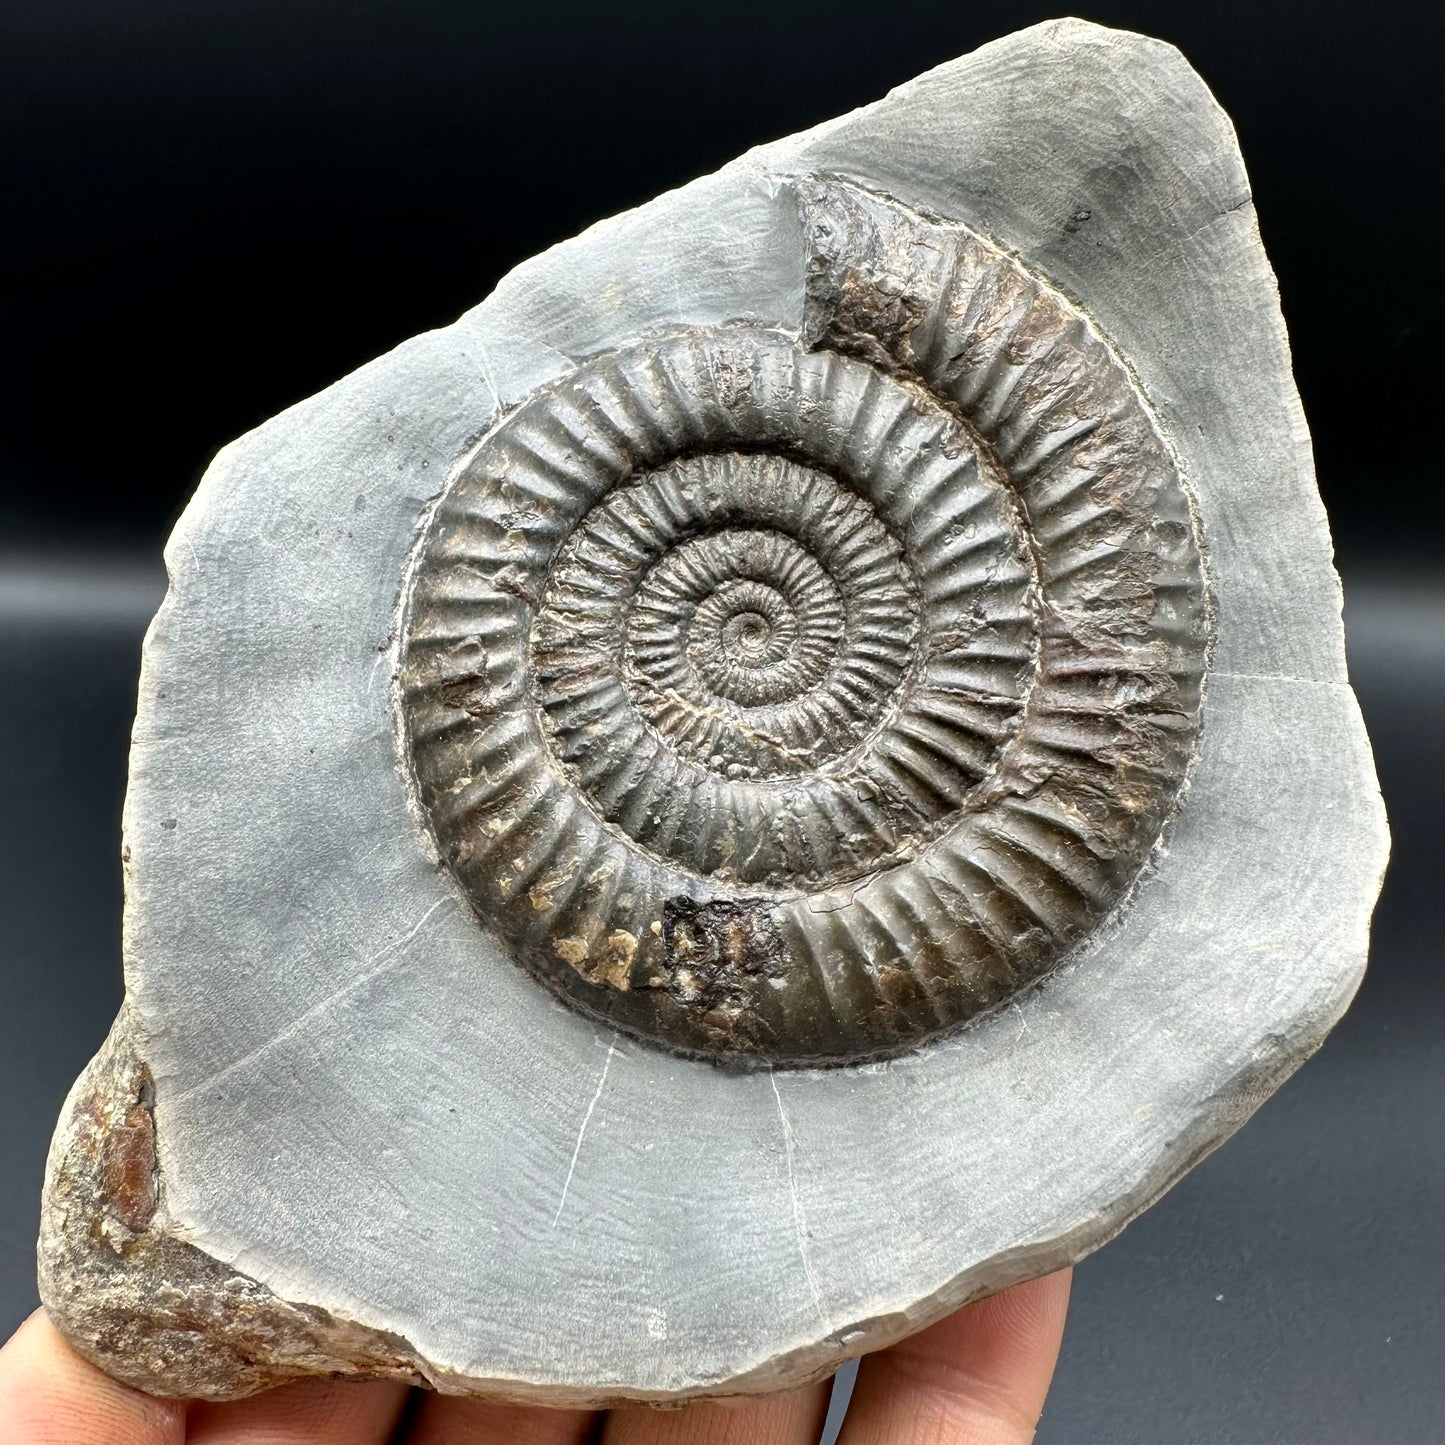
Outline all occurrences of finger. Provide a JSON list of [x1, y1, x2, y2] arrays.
[[600, 1379, 830, 1445], [0, 1309, 186, 1445], [838, 1268, 1072, 1445], [399, 1393, 597, 1444], [186, 1375, 411, 1444]]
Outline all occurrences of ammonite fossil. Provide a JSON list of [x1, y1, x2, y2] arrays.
[[400, 180, 1209, 1063], [39, 22, 1385, 1410]]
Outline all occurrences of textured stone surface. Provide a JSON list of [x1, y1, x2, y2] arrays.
[[40, 18, 1387, 1404]]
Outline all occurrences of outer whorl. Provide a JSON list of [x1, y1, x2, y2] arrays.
[[399, 181, 1211, 1064]]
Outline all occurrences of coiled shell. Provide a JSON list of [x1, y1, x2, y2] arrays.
[[400, 179, 1209, 1062]]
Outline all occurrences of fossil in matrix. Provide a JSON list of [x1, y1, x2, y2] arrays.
[[401, 180, 1210, 1062], [41, 20, 1386, 1408]]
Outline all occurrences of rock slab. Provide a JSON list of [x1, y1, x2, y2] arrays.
[[40, 19, 1388, 1404]]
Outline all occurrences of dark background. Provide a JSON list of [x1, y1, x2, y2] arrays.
[[1, 0, 1443, 566], [1, 3, 1440, 1441]]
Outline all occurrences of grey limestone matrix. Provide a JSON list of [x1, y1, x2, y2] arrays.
[[39, 19, 1388, 1408]]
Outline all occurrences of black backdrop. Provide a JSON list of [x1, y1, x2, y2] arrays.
[[1, 0, 1441, 561], [1, 5, 1441, 1443]]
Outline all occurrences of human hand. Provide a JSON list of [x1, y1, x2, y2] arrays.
[[0, 1268, 1069, 1443]]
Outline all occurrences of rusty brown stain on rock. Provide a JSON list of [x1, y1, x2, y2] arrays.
[[99, 1070, 158, 1236]]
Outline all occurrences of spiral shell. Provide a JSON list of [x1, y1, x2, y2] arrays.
[[399, 178, 1209, 1063]]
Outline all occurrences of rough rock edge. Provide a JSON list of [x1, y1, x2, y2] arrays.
[[39, 988, 1349, 1405], [38, 1008, 434, 1402]]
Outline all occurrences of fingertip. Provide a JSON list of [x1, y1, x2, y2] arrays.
[[839, 1268, 1073, 1444], [185, 1375, 412, 1443], [962, 1266, 1073, 1351], [0, 1309, 187, 1445], [913, 1266, 1073, 1399]]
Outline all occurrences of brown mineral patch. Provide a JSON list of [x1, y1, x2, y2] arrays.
[[595, 930, 638, 990], [100, 1076, 158, 1237], [554, 931, 636, 990], [875, 966, 918, 1008]]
